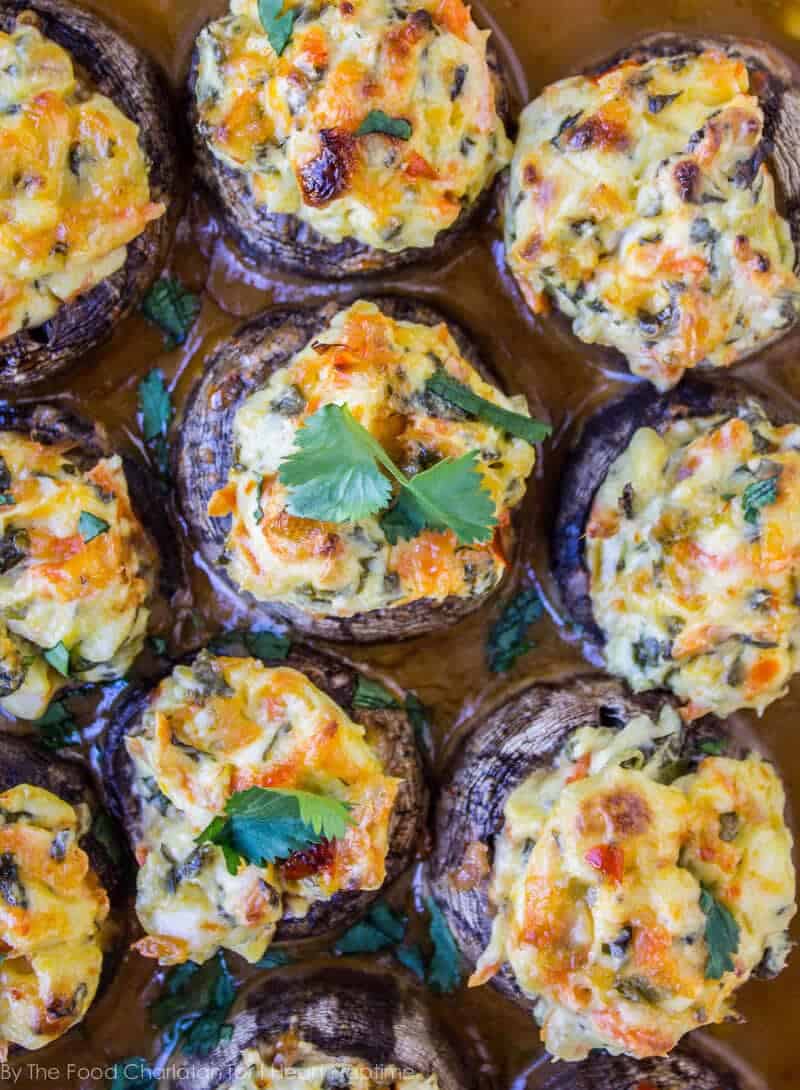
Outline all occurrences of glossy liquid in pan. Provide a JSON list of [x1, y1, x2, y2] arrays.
[[7, 0, 800, 1087]]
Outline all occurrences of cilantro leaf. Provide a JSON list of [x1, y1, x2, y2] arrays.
[[353, 676, 400, 710], [141, 277, 200, 349], [278, 404, 495, 544], [356, 110, 412, 140], [139, 369, 172, 443], [79, 510, 110, 543], [279, 404, 392, 521], [137, 369, 174, 481], [425, 895, 463, 994], [197, 787, 352, 875], [255, 948, 293, 969], [110, 1057, 157, 1090], [699, 738, 725, 756], [404, 453, 496, 545], [742, 473, 781, 524], [210, 628, 291, 662], [426, 370, 551, 445], [245, 629, 291, 661], [380, 490, 427, 544], [335, 900, 406, 955], [404, 692, 434, 758], [150, 952, 236, 1059], [395, 942, 426, 979], [258, 0, 296, 56], [700, 886, 740, 979], [487, 587, 544, 673], [32, 698, 79, 748], [43, 640, 70, 678]]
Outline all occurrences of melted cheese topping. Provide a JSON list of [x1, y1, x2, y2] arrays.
[[586, 403, 800, 719], [506, 52, 800, 390], [126, 653, 400, 965], [0, 434, 157, 720], [227, 1043, 439, 1090], [0, 784, 110, 1058], [209, 300, 536, 617], [194, 0, 510, 252], [0, 20, 164, 341], [471, 710, 796, 1061]]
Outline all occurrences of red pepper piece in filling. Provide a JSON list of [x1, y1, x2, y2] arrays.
[[585, 843, 624, 885], [279, 837, 336, 880]]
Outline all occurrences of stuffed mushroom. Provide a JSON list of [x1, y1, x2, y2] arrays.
[[0, 732, 126, 1058], [505, 33, 800, 389], [161, 964, 470, 1090], [0, 402, 160, 721], [0, 0, 177, 388], [188, 0, 512, 277], [553, 378, 800, 720], [176, 296, 542, 642], [103, 643, 426, 965], [431, 677, 795, 1061]]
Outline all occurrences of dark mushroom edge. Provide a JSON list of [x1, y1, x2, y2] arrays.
[[161, 962, 472, 1090], [186, 32, 511, 279], [430, 675, 755, 1011], [0, 0, 179, 390], [102, 642, 428, 944], [551, 376, 789, 647], [174, 294, 525, 642], [540, 1035, 752, 1090], [0, 731, 131, 1049]]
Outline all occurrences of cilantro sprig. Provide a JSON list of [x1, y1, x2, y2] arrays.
[[426, 369, 551, 445], [150, 952, 236, 1058], [138, 369, 174, 481], [258, 0, 296, 55], [278, 404, 496, 544], [109, 1057, 157, 1090], [487, 587, 544, 673], [79, 510, 110, 543], [141, 277, 200, 350], [356, 110, 412, 140], [742, 473, 781, 525], [197, 786, 352, 876], [209, 627, 291, 662], [333, 896, 463, 994], [32, 698, 79, 748], [700, 885, 740, 979]]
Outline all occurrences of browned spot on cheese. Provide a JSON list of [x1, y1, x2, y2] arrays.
[[298, 128, 356, 207], [673, 159, 700, 202], [568, 115, 629, 152], [578, 788, 652, 840]]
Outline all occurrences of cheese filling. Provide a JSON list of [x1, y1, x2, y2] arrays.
[[506, 51, 800, 390], [0, 784, 110, 1058], [0, 434, 157, 720], [0, 21, 164, 341], [471, 709, 796, 1061], [586, 403, 800, 719], [194, 0, 511, 252], [226, 1042, 440, 1090], [126, 653, 400, 966], [208, 300, 536, 617]]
